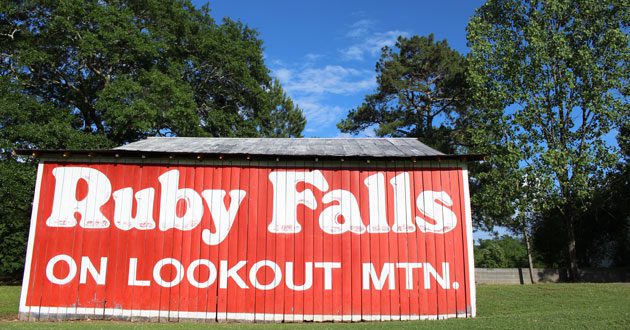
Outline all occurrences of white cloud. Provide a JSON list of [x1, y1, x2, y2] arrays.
[[277, 65, 375, 95], [346, 19, 375, 38], [340, 30, 409, 61], [304, 53, 323, 62], [335, 126, 378, 138], [340, 46, 364, 61], [297, 97, 346, 126], [274, 68, 292, 82], [339, 19, 409, 61], [271, 64, 375, 131]]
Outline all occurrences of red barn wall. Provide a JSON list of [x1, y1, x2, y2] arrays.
[[19, 159, 475, 322]]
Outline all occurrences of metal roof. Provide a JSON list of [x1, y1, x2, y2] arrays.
[[15, 137, 484, 161], [114, 137, 445, 158]]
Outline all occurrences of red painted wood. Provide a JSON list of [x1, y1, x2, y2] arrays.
[[22, 161, 474, 321]]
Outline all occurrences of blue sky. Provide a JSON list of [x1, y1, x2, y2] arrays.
[[195, 0, 485, 137]]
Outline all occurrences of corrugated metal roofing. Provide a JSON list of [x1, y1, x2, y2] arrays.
[[114, 137, 445, 158]]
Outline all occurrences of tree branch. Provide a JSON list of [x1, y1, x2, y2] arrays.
[[1, 28, 19, 40]]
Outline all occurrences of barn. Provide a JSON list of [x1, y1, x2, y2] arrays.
[[17, 137, 477, 322]]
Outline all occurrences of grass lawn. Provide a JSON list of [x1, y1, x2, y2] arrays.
[[0, 283, 628, 329]]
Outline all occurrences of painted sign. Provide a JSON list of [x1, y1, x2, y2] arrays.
[[20, 161, 475, 321]]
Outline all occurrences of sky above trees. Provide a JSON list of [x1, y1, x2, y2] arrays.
[[203, 0, 485, 137]]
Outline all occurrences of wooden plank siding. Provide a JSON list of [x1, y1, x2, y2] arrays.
[[19, 157, 475, 322]]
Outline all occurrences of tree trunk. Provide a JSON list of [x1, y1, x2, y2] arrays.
[[522, 225, 536, 284], [566, 211, 580, 281]]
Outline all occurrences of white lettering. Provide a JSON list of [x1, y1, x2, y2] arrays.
[[391, 173, 415, 232], [153, 258, 184, 288], [319, 190, 366, 234], [120, 259, 454, 291], [416, 191, 457, 233], [79, 256, 107, 285], [158, 170, 203, 231], [113, 188, 156, 230], [396, 262, 422, 290], [424, 262, 450, 289], [314, 262, 340, 290], [128, 258, 150, 286], [187, 259, 217, 288], [268, 171, 329, 233], [46, 254, 77, 285], [362, 262, 395, 290], [364, 173, 389, 233], [201, 190, 246, 245], [42, 167, 459, 239], [47, 167, 111, 228], [285, 262, 313, 291], [220, 260, 248, 289], [249, 260, 282, 290]]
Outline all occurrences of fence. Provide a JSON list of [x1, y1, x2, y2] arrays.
[[475, 268, 630, 284]]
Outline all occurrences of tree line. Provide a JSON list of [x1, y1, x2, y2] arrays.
[[1, 0, 628, 281]]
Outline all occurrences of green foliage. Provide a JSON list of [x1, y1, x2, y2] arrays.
[[0, 161, 35, 279], [0, 77, 113, 151], [465, 0, 629, 277], [475, 236, 530, 268], [0, 77, 111, 279], [96, 69, 201, 142], [475, 241, 507, 268], [260, 79, 307, 138], [0, 0, 305, 144], [0, 0, 306, 279], [338, 34, 468, 153], [533, 162, 630, 268]]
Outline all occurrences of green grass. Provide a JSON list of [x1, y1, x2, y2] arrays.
[[0, 286, 20, 320], [0, 284, 628, 329]]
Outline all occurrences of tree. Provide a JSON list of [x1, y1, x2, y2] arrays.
[[466, 0, 628, 280], [534, 129, 629, 268], [261, 79, 307, 138], [0, 160, 34, 280], [0, 0, 305, 145], [0, 76, 113, 279], [337, 34, 468, 153], [0, 0, 306, 279], [475, 236, 530, 268], [475, 240, 508, 268]]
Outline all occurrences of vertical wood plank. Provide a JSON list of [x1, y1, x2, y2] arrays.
[[349, 167, 362, 321], [253, 163, 269, 322]]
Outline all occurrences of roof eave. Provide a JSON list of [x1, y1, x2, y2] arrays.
[[13, 149, 485, 162]]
